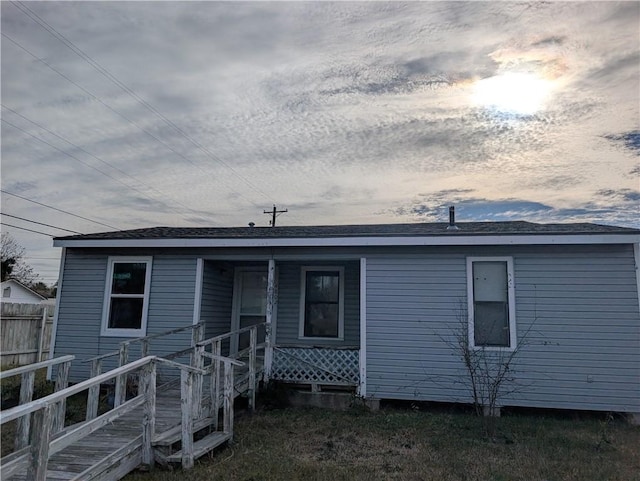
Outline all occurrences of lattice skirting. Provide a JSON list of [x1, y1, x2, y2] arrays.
[[271, 347, 359, 385]]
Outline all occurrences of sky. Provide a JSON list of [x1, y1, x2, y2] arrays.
[[1, 1, 639, 284]]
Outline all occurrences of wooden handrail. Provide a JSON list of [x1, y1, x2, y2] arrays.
[[0, 356, 154, 425], [84, 322, 205, 364], [1, 348, 246, 477], [122, 322, 205, 346], [1, 396, 147, 479], [80, 351, 118, 363], [155, 357, 208, 374], [0, 356, 75, 450], [0, 356, 75, 380], [200, 352, 245, 367], [196, 322, 266, 347]]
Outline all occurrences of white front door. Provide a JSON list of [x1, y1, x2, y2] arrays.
[[231, 268, 268, 354]]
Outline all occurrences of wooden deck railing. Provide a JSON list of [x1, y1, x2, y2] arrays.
[[0, 355, 74, 451], [0, 356, 155, 480], [84, 323, 206, 411], [195, 322, 266, 415], [0, 353, 242, 478]]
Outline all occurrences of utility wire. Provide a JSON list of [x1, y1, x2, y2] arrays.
[[2, 118, 189, 216], [2, 223, 55, 237], [12, 0, 277, 206], [3, 28, 263, 211], [1, 104, 213, 220], [1, 189, 119, 230], [1, 213, 83, 234], [1, 32, 256, 213]]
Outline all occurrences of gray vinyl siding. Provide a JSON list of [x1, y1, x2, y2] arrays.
[[54, 250, 199, 381], [200, 261, 234, 354], [275, 261, 360, 347], [54, 251, 107, 381], [54, 242, 640, 412], [365, 244, 640, 413]]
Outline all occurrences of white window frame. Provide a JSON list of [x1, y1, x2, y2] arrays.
[[299, 266, 345, 341], [101, 256, 152, 337], [467, 256, 516, 351]]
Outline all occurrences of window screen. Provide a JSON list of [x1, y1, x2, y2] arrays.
[[472, 261, 510, 347], [303, 271, 340, 338]]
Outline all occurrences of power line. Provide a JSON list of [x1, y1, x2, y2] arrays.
[[2, 30, 259, 213], [1, 189, 119, 230], [2, 28, 263, 212], [1, 213, 83, 234], [12, 0, 277, 206], [2, 118, 188, 215], [2, 223, 55, 237], [1, 104, 214, 220]]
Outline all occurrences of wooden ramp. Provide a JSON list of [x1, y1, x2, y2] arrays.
[[4, 384, 239, 481], [0, 323, 266, 481]]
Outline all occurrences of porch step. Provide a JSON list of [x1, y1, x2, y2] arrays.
[[153, 416, 216, 446], [165, 432, 232, 463]]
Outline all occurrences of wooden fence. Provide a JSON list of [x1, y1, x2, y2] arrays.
[[1, 303, 55, 369]]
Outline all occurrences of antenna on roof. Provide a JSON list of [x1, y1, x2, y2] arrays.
[[447, 205, 459, 231], [263, 205, 288, 227]]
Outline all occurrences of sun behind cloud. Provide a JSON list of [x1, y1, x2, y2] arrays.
[[472, 72, 554, 115]]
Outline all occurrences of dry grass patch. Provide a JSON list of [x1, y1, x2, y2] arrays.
[[126, 406, 640, 481]]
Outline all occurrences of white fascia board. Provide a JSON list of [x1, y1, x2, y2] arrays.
[[54, 233, 640, 249], [634, 243, 640, 317], [47, 247, 66, 380]]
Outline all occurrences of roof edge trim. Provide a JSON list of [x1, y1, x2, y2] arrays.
[[53, 233, 640, 248]]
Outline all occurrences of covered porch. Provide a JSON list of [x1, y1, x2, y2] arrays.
[[196, 257, 364, 390]]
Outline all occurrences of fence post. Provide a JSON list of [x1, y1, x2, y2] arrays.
[[181, 369, 195, 469], [192, 345, 204, 419], [51, 359, 71, 434], [26, 404, 53, 481], [141, 339, 150, 358], [248, 326, 257, 412], [86, 358, 102, 421], [141, 360, 156, 468], [210, 340, 221, 428], [115, 342, 129, 407], [189, 325, 200, 361], [188, 324, 205, 365], [198, 323, 205, 343], [37, 309, 47, 363], [223, 360, 234, 440], [15, 370, 35, 450]]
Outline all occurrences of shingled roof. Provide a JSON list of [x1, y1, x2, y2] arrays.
[[55, 221, 640, 242]]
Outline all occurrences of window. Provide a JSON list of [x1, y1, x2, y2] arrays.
[[3, 286, 10, 298], [101, 257, 152, 337], [467, 257, 516, 349], [299, 266, 344, 339]]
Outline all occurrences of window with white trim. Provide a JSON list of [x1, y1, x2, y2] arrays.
[[101, 257, 152, 337], [299, 266, 344, 339], [467, 257, 516, 349]]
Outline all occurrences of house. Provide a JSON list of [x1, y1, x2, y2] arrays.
[[50, 216, 640, 419], [1, 279, 47, 304]]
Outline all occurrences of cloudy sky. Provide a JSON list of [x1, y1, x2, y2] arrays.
[[1, 1, 639, 283]]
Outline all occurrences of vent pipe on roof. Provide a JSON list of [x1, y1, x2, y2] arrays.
[[447, 206, 459, 230]]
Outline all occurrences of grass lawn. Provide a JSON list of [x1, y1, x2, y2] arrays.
[[125, 404, 640, 481]]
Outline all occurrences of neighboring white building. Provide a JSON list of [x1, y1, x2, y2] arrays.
[[1, 279, 47, 304]]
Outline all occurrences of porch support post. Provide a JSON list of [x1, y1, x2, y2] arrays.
[[358, 257, 367, 397], [264, 258, 276, 382]]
